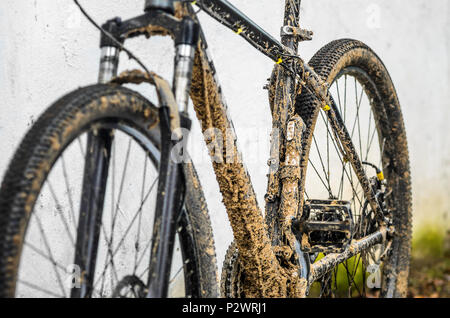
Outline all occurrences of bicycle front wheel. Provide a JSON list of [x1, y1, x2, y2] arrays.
[[0, 84, 218, 298]]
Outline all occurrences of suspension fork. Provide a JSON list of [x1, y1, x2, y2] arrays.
[[146, 14, 199, 298], [74, 6, 199, 296], [71, 19, 121, 298]]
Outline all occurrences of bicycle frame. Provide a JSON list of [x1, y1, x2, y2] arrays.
[[96, 0, 390, 297]]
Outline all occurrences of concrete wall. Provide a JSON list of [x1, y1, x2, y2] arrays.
[[0, 0, 449, 274]]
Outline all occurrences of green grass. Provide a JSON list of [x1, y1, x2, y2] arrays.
[[409, 223, 449, 297], [411, 223, 447, 259], [309, 253, 367, 297]]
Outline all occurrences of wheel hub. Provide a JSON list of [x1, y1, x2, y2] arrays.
[[112, 275, 147, 298]]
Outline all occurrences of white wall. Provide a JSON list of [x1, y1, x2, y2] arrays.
[[0, 0, 449, 273]]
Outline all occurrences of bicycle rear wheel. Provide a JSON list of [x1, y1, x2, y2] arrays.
[[0, 84, 218, 298], [297, 39, 412, 297]]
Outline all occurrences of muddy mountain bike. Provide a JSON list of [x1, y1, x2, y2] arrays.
[[0, 0, 412, 298]]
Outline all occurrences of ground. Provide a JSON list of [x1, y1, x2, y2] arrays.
[[408, 227, 450, 298]]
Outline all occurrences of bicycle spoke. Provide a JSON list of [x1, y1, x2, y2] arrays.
[[33, 213, 67, 297], [17, 279, 64, 298], [99, 137, 117, 296], [23, 241, 68, 273], [100, 136, 127, 295], [139, 265, 150, 279], [319, 273, 332, 298], [134, 233, 154, 272], [364, 108, 374, 161], [61, 154, 78, 228], [46, 180, 75, 246], [99, 224, 120, 288], [304, 189, 309, 199], [349, 82, 364, 141], [335, 79, 343, 116], [326, 118, 331, 190], [355, 79, 364, 168], [343, 75, 347, 123], [77, 136, 86, 158], [308, 158, 333, 197], [93, 176, 158, 290], [169, 266, 184, 284], [379, 138, 386, 168], [111, 177, 158, 258], [134, 152, 149, 274], [108, 135, 117, 294], [317, 110, 365, 208], [110, 139, 132, 244], [312, 135, 332, 193], [308, 74, 387, 298], [343, 260, 362, 296]]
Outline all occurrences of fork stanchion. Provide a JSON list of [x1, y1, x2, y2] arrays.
[[173, 17, 199, 114]]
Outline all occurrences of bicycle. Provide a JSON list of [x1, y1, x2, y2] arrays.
[[0, 0, 412, 298]]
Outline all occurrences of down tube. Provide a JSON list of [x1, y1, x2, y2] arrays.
[[187, 34, 287, 296]]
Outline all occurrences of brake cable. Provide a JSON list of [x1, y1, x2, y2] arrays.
[[73, 0, 152, 77]]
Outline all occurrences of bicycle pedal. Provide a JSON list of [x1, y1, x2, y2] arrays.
[[293, 199, 353, 254]]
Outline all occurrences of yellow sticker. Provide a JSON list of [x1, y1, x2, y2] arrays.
[[191, 1, 197, 5], [377, 171, 385, 181], [235, 28, 243, 35], [322, 104, 331, 111], [276, 58, 283, 64]]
